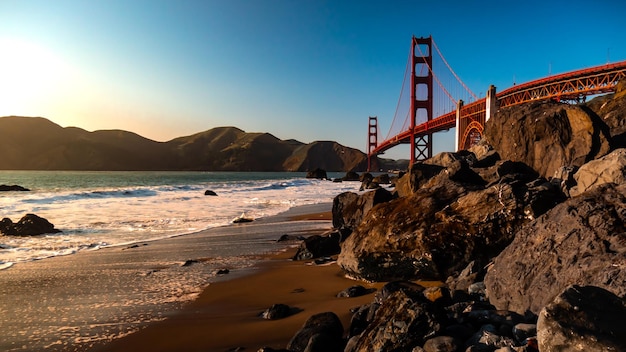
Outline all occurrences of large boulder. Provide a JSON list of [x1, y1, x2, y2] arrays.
[[331, 188, 393, 236], [484, 100, 611, 179], [306, 168, 328, 179], [585, 79, 626, 147], [337, 159, 562, 282], [287, 312, 344, 352], [0, 214, 61, 236], [537, 285, 626, 352], [344, 289, 443, 352], [0, 184, 30, 192], [292, 231, 341, 261], [484, 183, 626, 315], [570, 148, 626, 196], [394, 162, 445, 197]]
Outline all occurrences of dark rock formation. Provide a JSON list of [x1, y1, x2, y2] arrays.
[[0, 214, 61, 236], [484, 183, 626, 314], [261, 303, 295, 320], [344, 289, 443, 351], [336, 285, 375, 298], [342, 171, 360, 181], [484, 100, 611, 179], [584, 79, 626, 148], [371, 173, 390, 185], [570, 148, 626, 196], [287, 312, 344, 352], [204, 190, 217, 196], [292, 231, 341, 261], [338, 160, 563, 282], [306, 168, 328, 179], [331, 188, 393, 236], [0, 184, 30, 191], [394, 162, 445, 197], [537, 285, 626, 352]]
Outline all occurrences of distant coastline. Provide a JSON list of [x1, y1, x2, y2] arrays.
[[0, 116, 408, 172]]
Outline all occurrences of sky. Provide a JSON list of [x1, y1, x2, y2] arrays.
[[1, 0, 625, 160]]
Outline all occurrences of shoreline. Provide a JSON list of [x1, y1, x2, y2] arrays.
[[95, 248, 382, 352], [0, 202, 336, 352]]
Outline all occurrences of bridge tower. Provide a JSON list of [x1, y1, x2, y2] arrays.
[[367, 116, 378, 171], [410, 36, 433, 165]]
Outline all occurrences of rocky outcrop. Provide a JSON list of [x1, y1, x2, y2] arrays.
[[484, 183, 626, 315], [337, 160, 563, 282], [292, 230, 341, 261], [0, 214, 61, 236], [331, 188, 394, 237], [287, 312, 344, 352], [305, 168, 328, 179], [484, 100, 611, 179], [570, 148, 626, 196], [537, 285, 626, 352]]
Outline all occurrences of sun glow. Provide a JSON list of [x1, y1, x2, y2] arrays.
[[0, 38, 74, 116]]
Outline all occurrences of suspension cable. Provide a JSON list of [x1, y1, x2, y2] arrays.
[[432, 39, 478, 101]]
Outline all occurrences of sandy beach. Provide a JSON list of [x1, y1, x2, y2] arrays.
[[0, 203, 379, 352]]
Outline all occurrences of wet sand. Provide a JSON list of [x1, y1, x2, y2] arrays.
[[96, 249, 382, 352], [0, 203, 338, 352]]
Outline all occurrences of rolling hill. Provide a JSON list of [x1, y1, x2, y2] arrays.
[[0, 116, 406, 172]]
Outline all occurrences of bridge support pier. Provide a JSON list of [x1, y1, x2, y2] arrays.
[[367, 116, 378, 172], [455, 99, 464, 151], [486, 85, 497, 122]]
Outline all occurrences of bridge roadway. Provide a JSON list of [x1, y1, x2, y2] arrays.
[[370, 59, 626, 159]]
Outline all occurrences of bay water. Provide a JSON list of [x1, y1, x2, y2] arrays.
[[0, 171, 358, 269]]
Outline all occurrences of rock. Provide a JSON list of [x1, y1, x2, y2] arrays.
[[512, 323, 536, 345], [465, 328, 516, 351], [394, 162, 445, 197], [375, 281, 426, 304], [336, 285, 375, 298], [306, 168, 327, 180], [0, 214, 61, 236], [180, 259, 198, 267], [342, 171, 360, 181], [215, 268, 230, 275], [276, 234, 304, 242], [537, 285, 626, 352], [550, 165, 577, 196], [371, 173, 390, 184], [338, 166, 561, 281], [484, 183, 626, 315], [585, 82, 626, 148], [204, 190, 217, 196], [292, 231, 341, 261], [422, 336, 461, 352], [570, 148, 626, 196], [287, 312, 344, 352], [344, 290, 442, 352], [261, 303, 295, 320], [484, 100, 611, 179], [445, 260, 486, 294], [0, 184, 30, 191], [331, 188, 393, 236]]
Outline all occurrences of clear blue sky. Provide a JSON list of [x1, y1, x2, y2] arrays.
[[1, 0, 625, 159]]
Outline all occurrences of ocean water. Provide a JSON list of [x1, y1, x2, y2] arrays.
[[0, 171, 358, 268]]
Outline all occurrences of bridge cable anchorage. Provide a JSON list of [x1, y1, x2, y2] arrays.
[[414, 40, 456, 105], [432, 39, 478, 101]]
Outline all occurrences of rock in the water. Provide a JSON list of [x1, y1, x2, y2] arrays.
[[0, 214, 61, 236], [570, 148, 626, 196], [484, 183, 626, 314], [204, 190, 217, 196], [484, 100, 611, 179], [342, 171, 360, 181], [537, 285, 626, 352], [306, 168, 327, 180], [0, 184, 30, 192], [287, 312, 344, 352]]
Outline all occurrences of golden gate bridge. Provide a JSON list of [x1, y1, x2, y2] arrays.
[[367, 36, 626, 171]]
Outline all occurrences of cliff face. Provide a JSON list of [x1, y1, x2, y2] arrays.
[[0, 116, 383, 172]]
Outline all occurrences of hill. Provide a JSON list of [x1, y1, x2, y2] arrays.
[[0, 116, 403, 172]]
